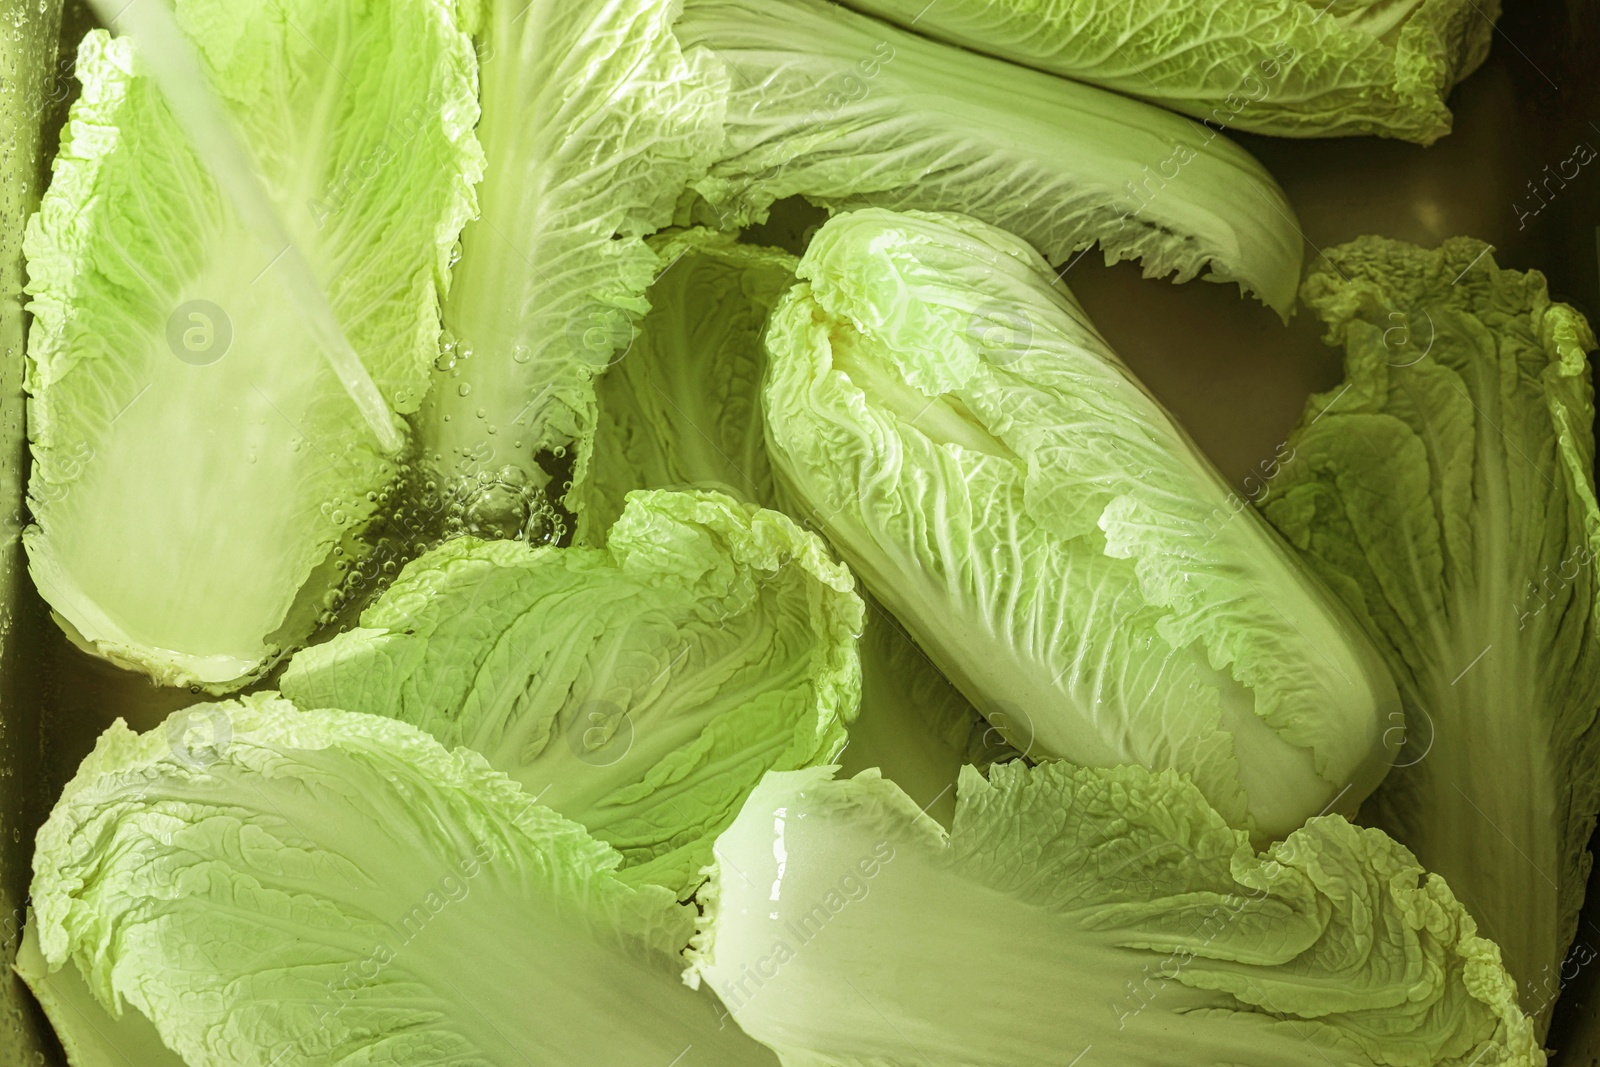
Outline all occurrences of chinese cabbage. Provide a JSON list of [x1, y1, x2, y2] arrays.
[[762, 209, 1399, 839], [677, 0, 1304, 316], [29, 694, 778, 1066], [688, 762, 1538, 1067], [418, 0, 727, 531], [841, 0, 1495, 144], [1260, 236, 1600, 1032], [281, 489, 863, 893], [23, 3, 480, 689]]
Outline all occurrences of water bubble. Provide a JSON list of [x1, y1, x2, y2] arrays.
[[457, 383, 472, 397]]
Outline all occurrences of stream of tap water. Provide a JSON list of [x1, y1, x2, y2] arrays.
[[81, 0, 404, 455]]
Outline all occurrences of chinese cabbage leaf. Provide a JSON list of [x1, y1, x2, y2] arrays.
[[571, 232, 991, 825], [577, 228, 797, 543], [838, 602, 1005, 827], [15, 918, 186, 1067]]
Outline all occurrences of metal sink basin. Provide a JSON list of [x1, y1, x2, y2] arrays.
[[2, 0, 1598, 1062]]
